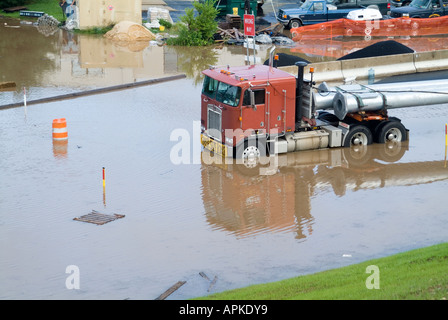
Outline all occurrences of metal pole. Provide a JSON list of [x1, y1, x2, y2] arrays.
[[253, 36, 256, 65], [246, 36, 250, 65]]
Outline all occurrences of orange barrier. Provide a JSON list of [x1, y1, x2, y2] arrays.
[[291, 16, 448, 41], [292, 36, 448, 58], [52, 118, 68, 140]]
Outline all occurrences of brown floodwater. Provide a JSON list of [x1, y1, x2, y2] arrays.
[[1, 16, 448, 300]]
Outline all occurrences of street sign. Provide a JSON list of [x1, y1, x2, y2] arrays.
[[243, 38, 259, 50], [244, 14, 255, 37]]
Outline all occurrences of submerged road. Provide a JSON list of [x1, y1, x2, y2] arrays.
[[1, 74, 448, 300], [1, 2, 448, 300]]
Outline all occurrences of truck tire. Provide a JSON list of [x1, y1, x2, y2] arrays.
[[375, 120, 407, 143], [288, 19, 302, 30], [343, 125, 373, 147], [235, 137, 267, 168]]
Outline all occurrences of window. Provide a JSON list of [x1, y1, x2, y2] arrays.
[[216, 82, 241, 107], [243, 89, 265, 105], [312, 2, 325, 10], [202, 76, 218, 99], [202, 75, 242, 107], [410, 0, 430, 9]]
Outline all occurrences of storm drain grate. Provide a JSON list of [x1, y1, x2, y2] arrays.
[[74, 210, 125, 225]]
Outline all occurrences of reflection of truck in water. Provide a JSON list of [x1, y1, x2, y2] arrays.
[[390, 0, 448, 17], [201, 143, 448, 238], [200, 49, 448, 166]]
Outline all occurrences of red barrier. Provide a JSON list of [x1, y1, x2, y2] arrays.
[[291, 16, 448, 41], [291, 36, 448, 58]]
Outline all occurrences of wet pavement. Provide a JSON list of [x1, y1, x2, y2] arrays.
[[1, 4, 448, 300]]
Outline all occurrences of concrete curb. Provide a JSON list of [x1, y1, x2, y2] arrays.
[[0, 74, 186, 110], [279, 49, 448, 83]]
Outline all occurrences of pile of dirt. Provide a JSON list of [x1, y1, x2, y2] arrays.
[[337, 40, 415, 61], [263, 53, 310, 67], [104, 21, 156, 42]]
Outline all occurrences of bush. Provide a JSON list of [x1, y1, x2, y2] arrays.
[[159, 18, 172, 29], [167, 0, 218, 46], [1, 0, 29, 9]]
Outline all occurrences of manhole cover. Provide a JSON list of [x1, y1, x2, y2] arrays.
[[74, 210, 125, 225]]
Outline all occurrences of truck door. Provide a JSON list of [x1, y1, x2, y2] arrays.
[[307, 1, 327, 24], [242, 88, 266, 133]]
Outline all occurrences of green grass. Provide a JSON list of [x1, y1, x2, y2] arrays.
[[1, 0, 65, 22], [195, 242, 448, 300], [75, 25, 114, 35]]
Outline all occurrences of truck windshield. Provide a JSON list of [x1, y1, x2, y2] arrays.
[[410, 0, 430, 8], [202, 75, 241, 107]]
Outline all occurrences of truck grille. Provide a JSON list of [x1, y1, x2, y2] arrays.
[[207, 104, 222, 141]]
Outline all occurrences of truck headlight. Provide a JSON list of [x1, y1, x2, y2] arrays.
[[225, 137, 233, 145]]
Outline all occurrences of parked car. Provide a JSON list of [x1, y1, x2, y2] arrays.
[[277, 0, 391, 29], [277, 0, 352, 29], [390, 0, 448, 17]]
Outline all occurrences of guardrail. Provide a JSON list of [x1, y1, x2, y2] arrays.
[[279, 49, 448, 83]]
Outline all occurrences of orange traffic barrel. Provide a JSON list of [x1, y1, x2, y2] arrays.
[[52, 118, 68, 140]]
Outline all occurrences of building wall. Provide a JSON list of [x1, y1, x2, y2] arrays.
[[79, 0, 142, 29]]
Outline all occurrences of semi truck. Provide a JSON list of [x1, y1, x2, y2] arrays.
[[200, 49, 448, 165]]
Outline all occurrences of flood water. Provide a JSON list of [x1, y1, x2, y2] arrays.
[[1, 13, 448, 300]]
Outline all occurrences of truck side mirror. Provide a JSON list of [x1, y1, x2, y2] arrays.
[[249, 89, 257, 110]]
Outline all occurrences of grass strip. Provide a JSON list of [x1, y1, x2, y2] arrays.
[[195, 242, 448, 300], [1, 0, 65, 22]]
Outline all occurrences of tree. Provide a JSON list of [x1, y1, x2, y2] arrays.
[[167, 0, 219, 46]]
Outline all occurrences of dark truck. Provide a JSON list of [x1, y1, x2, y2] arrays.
[[390, 0, 448, 17], [277, 0, 389, 29], [277, 0, 353, 28]]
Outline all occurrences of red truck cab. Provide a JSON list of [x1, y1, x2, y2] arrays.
[[200, 64, 296, 158]]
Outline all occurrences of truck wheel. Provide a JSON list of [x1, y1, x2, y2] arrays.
[[375, 120, 407, 143], [289, 19, 302, 30], [343, 125, 373, 147], [235, 138, 266, 168]]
